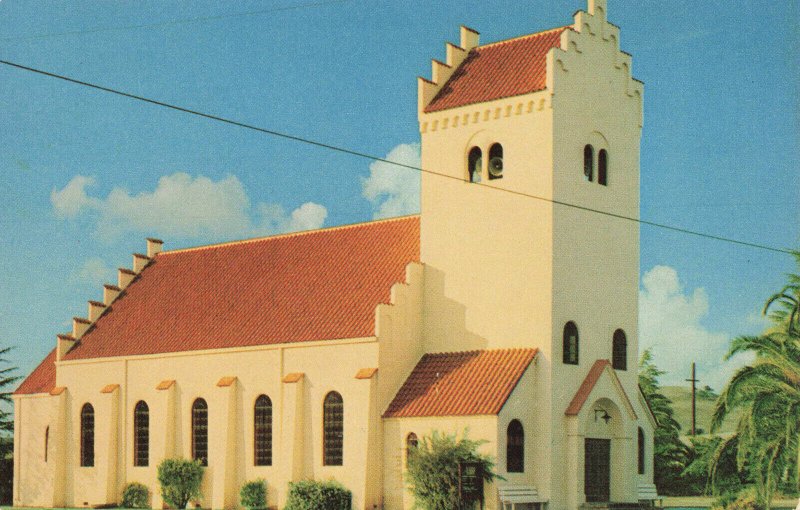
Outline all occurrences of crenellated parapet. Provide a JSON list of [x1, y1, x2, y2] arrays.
[[548, 0, 643, 125], [417, 26, 480, 117], [54, 237, 164, 361]]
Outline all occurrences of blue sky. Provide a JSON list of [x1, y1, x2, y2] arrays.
[[0, 0, 797, 391]]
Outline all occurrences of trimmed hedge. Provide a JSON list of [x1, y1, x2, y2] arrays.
[[284, 480, 351, 510], [121, 482, 150, 508], [240, 478, 267, 509]]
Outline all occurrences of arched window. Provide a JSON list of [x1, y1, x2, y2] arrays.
[[598, 149, 608, 185], [468, 147, 482, 183], [612, 329, 627, 371], [134, 400, 149, 467], [563, 321, 579, 365], [638, 427, 645, 474], [323, 391, 344, 466], [192, 398, 208, 466], [507, 419, 524, 473], [488, 143, 504, 180], [254, 395, 273, 466], [44, 426, 49, 463], [406, 432, 418, 463], [583, 144, 594, 181], [80, 403, 94, 467]]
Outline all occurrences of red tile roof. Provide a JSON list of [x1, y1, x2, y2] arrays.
[[383, 348, 537, 418], [425, 27, 569, 113], [62, 216, 420, 360], [565, 359, 637, 418], [15, 349, 56, 395]]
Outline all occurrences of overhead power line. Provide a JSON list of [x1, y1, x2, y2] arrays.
[[0, 58, 793, 256], [0, 0, 349, 42]]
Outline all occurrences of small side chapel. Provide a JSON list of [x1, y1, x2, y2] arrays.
[[13, 0, 658, 508]]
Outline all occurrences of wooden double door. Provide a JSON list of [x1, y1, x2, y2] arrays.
[[584, 438, 611, 502]]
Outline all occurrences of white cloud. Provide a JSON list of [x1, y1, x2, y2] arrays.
[[51, 175, 99, 218], [361, 143, 421, 219], [639, 265, 747, 389], [72, 257, 114, 286], [51, 173, 327, 241]]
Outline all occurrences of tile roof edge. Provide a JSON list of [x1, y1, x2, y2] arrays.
[[495, 348, 539, 414], [161, 214, 420, 256], [476, 25, 571, 50]]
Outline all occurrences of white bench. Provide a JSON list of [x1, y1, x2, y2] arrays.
[[498, 485, 546, 510], [637, 482, 661, 503]]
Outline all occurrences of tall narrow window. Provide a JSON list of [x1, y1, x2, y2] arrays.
[[563, 321, 579, 365], [133, 400, 149, 467], [468, 147, 482, 183], [638, 427, 645, 474], [323, 391, 344, 466], [598, 149, 608, 185], [488, 143, 504, 179], [44, 426, 49, 463], [406, 432, 418, 463], [192, 398, 208, 466], [254, 395, 273, 466], [80, 403, 94, 467], [507, 419, 524, 473], [584, 144, 594, 181], [612, 329, 627, 371]]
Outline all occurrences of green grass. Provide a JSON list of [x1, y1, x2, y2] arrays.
[[661, 385, 740, 439], [662, 496, 798, 507]]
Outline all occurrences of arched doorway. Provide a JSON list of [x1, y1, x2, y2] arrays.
[[583, 398, 624, 503]]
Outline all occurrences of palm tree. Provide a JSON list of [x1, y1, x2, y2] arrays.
[[710, 251, 800, 507]]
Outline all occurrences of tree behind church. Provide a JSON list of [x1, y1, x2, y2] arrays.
[[0, 347, 20, 504], [638, 349, 691, 495]]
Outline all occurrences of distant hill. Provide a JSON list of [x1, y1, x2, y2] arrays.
[[661, 385, 739, 438]]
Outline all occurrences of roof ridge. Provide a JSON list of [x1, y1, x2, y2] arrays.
[[424, 347, 537, 357], [161, 214, 420, 256], [477, 25, 570, 50]]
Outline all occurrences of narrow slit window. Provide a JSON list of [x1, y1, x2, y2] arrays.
[[254, 395, 273, 466], [406, 432, 418, 463], [563, 321, 579, 365], [638, 427, 645, 474], [598, 149, 608, 185], [80, 403, 94, 467], [507, 419, 524, 473], [612, 329, 627, 371], [192, 398, 208, 466], [134, 400, 149, 466], [44, 426, 49, 463], [468, 147, 482, 183], [584, 144, 594, 182], [323, 391, 344, 466]]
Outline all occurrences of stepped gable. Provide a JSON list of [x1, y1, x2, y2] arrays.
[[61, 216, 420, 360], [425, 27, 569, 113], [15, 349, 56, 395], [384, 348, 537, 418]]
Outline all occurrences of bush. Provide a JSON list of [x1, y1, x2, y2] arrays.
[[240, 479, 267, 509], [724, 488, 765, 510], [405, 430, 500, 510], [157, 458, 205, 509], [121, 482, 150, 508], [284, 479, 351, 510]]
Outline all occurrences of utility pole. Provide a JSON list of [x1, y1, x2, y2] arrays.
[[685, 362, 699, 435]]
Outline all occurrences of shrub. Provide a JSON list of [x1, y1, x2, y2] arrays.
[[724, 488, 765, 510], [121, 482, 150, 508], [157, 458, 205, 509], [284, 479, 351, 510], [240, 479, 268, 509], [405, 430, 500, 510]]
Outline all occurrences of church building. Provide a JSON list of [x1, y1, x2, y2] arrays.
[[13, 0, 658, 508]]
